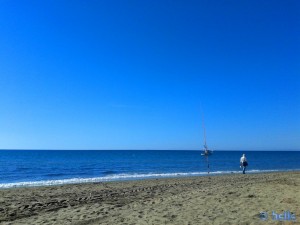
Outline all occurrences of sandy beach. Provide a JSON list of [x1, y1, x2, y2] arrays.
[[0, 172, 299, 225]]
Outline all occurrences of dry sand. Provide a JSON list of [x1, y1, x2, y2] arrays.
[[0, 172, 299, 225]]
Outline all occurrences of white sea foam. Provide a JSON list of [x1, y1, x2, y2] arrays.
[[0, 169, 286, 189]]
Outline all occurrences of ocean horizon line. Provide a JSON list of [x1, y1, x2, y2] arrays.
[[0, 149, 299, 151]]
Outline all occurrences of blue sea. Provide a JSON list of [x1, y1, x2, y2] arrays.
[[0, 150, 299, 188]]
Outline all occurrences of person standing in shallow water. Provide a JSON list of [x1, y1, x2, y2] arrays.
[[240, 154, 248, 174]]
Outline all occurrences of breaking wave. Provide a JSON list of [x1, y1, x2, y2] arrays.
[[0, 169, 285, 189]]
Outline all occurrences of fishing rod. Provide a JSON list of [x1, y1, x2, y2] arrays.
[[201, 111, 212, 174]]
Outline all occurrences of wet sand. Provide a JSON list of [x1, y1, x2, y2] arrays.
[[0, 172, 299, 225]]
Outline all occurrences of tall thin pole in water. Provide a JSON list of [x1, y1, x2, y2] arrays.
[[202, 112, 210, 174], [206, 155, 210, 174]]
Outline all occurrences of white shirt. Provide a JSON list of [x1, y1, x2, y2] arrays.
[[240, 156, 247, 163]]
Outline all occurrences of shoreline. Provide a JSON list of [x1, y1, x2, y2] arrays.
[[1, 171, 299, 224], [1, 169, 300, 189]]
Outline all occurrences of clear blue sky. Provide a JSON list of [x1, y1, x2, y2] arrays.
[[0, 0, 299, 150]]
